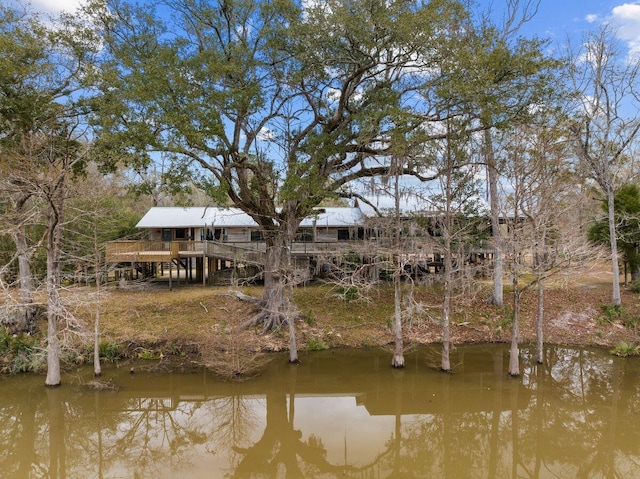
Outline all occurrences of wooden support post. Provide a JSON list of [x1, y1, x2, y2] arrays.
[[195, 257, 203, 284], [202, 252, 206, 285], [169, 260, 173, 291]]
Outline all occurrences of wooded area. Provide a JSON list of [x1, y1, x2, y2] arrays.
[[1, 0, 640, 385]]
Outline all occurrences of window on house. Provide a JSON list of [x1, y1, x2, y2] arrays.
[[251, 230, 264, 242], [174, 228, 186, 240], [213, 228, 227, 241], [296, 228, 314, 242], [161, 229, 172, 241], [337, 229, 350, 241]]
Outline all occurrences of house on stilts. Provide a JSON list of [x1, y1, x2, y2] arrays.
[[105, 204, 495, 286]]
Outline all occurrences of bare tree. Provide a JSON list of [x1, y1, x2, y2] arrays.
[[569, 25, 640, 306], [0, 5, 100, 385], [469, 0, 553, 307]]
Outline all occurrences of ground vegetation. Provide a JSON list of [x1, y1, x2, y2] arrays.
[[2, 263, 638, 378]]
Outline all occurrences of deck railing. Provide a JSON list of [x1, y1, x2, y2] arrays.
[[105, 241, 172, 263], [106, 239, 376, 264], [204, 242, 266, 265], [105, 239, 489, 266]]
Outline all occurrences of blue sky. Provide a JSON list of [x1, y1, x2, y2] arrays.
[[514, 1, 640, 55], [24, 0, 640, 56]]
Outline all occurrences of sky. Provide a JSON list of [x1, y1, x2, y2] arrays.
[[22, 0, 640, 56], [514, 1, 640, 56], [20, 0, 638, 214]]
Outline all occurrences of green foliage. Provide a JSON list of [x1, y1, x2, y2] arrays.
[[629, 280, 640, 294], [99, 341, 122, 361], [343, 251, 363, 266], [589, 184, 640, 274], [137, 348, 162, 360], [622, 315, 640, 329], [336, 286, 359, 302], [304, 312, 313, 326], [595, 303, 640, 328], [610, 342, 640, 357], [0, 328, 37, 355], [495, 316, 512, 338], [490, 305, 514, 338], [0, 328, 46, 373], [91, 0, 557, 250], [307, 337, 328, 351], [597, 304, 624, 326]]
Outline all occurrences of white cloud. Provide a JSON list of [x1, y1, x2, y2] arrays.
[[28, 0, 85, 14], [585, 14, 599, 23], [612, 2, 640, 21], [257, 127, 275, 142], [611, 3, 640, 57]]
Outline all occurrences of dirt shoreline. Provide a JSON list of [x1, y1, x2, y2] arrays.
[[93, 277, 640, 367], [4, 266, 640, 375]]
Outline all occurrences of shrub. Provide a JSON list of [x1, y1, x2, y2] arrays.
[[99, 342, 122, 361], [307, 337, 328, 351], [336, 286, 359, 302], [597, 304, 623, 326], [622, 315, 640, 329], [137, 348, 162, 360], [629, 281, 640, 293], [304, 312, 313, 326], [610, 342, 640, 357], [0, 328, 46, 373]]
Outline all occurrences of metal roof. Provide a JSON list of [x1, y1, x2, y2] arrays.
[[136, 206, 365, 229], [299, 207, 364, 227]]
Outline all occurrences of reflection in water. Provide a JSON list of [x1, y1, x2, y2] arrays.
[[0, 345, 639, 478]]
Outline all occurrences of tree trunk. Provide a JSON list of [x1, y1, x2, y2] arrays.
[[441, 238, 452, 373], [485, 129, 503, 307], [391, 159, 404, 368], [536, 278, 544, 364], [509, 286, 520, 377], [257, 238, 289, 332], [286, 227, 298, 364], [391, 256, 404, 368], [11, 226, 37, 333], [94, 260, 102, 377], [45, 199, 63, 387], [245, 215, 300, 362], [45, 256, 62, 387], [633, 263, 640, 283], [607, 187, 622, 305]]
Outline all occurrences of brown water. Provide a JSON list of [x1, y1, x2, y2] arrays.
[[0, 344, 639, 478]]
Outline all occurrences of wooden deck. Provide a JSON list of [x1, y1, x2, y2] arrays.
[[105, 240, 372, 266], [105, 239, 492, 286]]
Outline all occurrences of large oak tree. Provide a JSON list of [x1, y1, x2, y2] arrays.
[[91, 0, 465, 333]]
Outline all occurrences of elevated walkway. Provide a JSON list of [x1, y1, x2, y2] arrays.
[[105, 239, 372, 267], [105, 240, 267, 266], [105, 239, 491, 285]]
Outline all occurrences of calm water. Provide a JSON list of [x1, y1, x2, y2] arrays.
[[1, 345, 639, 478]]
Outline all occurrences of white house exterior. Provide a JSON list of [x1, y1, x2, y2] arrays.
[[136, 206, 367, 244]]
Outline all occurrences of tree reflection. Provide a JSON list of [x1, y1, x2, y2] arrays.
[[1, 346, 640, 478], [229, 364, 363, 478]]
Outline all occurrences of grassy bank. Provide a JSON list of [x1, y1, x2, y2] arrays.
[[3, 267, 640, 375]]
